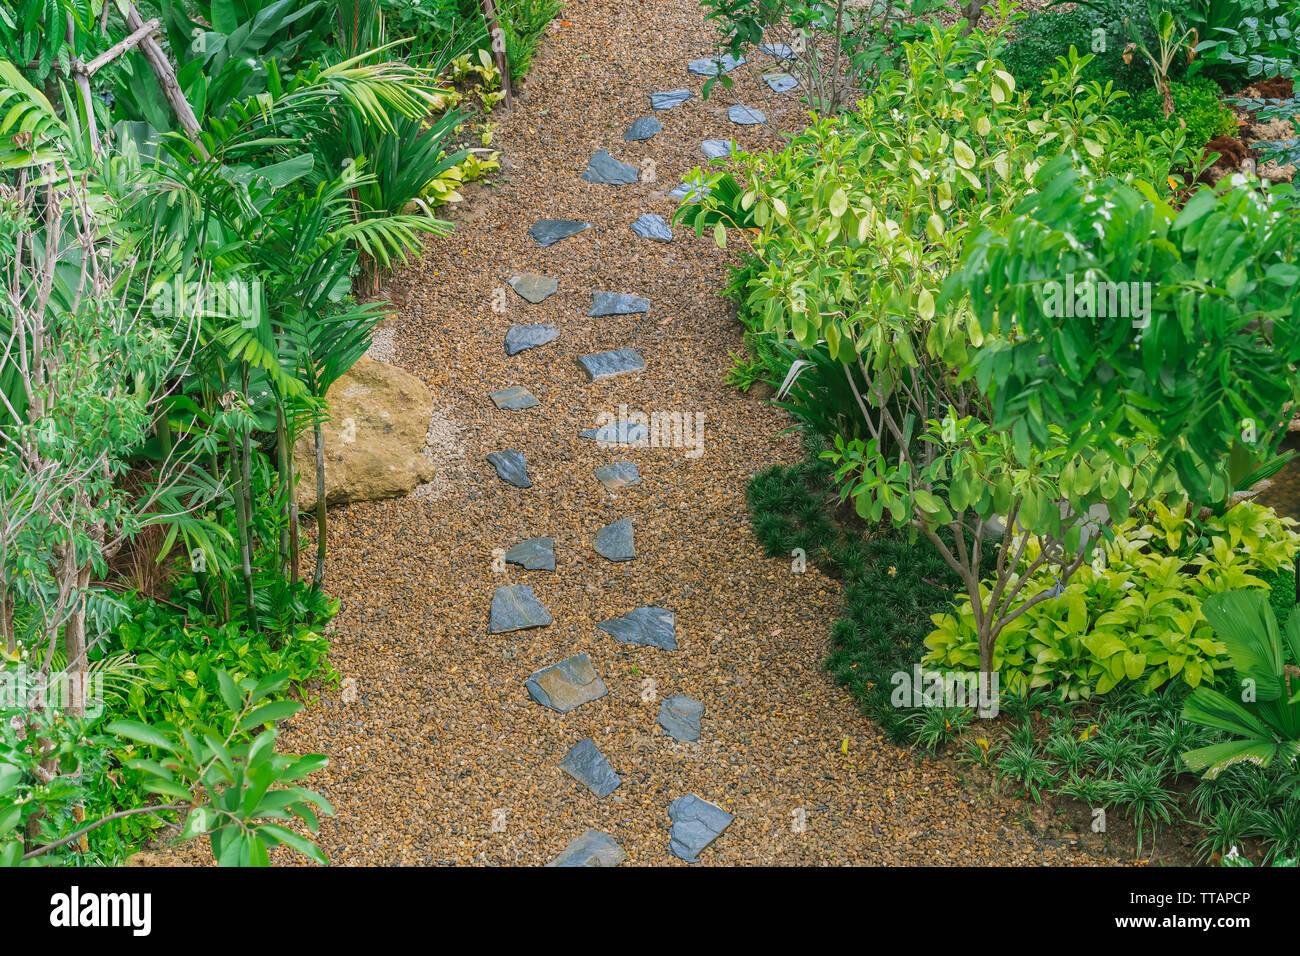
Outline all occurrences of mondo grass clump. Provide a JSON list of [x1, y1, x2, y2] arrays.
[[747, 446, 991, 743]]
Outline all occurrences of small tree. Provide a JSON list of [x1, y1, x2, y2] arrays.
[[951, 158, 1300, 508], [688, 19, 1193, 680]]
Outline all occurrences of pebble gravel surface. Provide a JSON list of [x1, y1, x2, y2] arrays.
[[182, 0, 1094, 866]]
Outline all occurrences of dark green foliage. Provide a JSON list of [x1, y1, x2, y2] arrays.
[[747, 450, 986, 743], [1258, 564, 1297, 627], [999, 2, 1157, 98]]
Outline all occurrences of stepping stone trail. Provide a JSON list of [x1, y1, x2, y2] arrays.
[[650, 89, 693, 110], [623, 116, 663, 141], [688, 53, 746, 76], [526, 654, 608, 713], [594, 518, 635, 561], [631, 213, 673, 242], [598, 606, 676, 649], [658, 695, 704, 742], [589, 291, 651, 316], [528, 219, 592, 246], [505, 536, 556, 571], [668, 795, 733, 862], [581, 149, 639, 185], [489, 386, 539, 410], [594, 462, 642, 490], [487, 449, 531, 488], [546, 830, 626, 867], [578, 348, 646, 381], [729, 104, 766, 125], [508, 272, 558, 303], [504, 324, 559, 356], [559, 738, 622, 797], [489, 584, 552, 633]]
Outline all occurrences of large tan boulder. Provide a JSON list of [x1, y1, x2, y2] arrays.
[[294, 355, 436, 510]]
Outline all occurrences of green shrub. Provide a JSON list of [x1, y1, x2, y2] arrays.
[[999, 3, 1157, 98], [1113, 75, 1238, 145], [925, 501, 1300, 699]]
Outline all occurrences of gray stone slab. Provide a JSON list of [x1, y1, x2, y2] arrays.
[[658, 694, 703, 742], [701, 139, 735, 159], [489, 386, 539, 410], [577, 348, 646, 381], [489, 584, 551, 633], [508, 272, 558, 303], [763, 73, 797, 93], [631, 213, 673, 242], [528, 219, 592, 247], [760, 42, 795, 60], [581, 149, 639, 185], [598, 606, 676, 649], [595, 461, 642, 490], [594, 518, 635, 562], [504, 323, 559, 356], [623, 116, 663, 141], [668, 177, 711, 201], [580, 421, 650, 444], [546, 830, 626, 867], [526, 653, 608, 713], [505, 536, 555, 571], [487, 449, 531, 488], [668, 794, 734, 862], [729, 104, 766, 125], [559, 737, 622, 797], [588, 291, 651, 317], [650, 89, 693, 110], [688, 52, 746, 76]]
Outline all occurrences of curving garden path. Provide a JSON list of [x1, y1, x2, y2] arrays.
[[273, 0, 1089, 865]]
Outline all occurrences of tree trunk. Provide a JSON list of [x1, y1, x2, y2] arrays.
[[480, 0, 513, 107], [275, 402, 290, 578], [121, 3, 210, 158], [313, 420, 327, 589]]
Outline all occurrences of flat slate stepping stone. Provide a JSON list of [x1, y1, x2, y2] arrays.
[[650, 89, 693, 110], [528, 219, 591, 246], [526, 653, 608, 713], [508, 272, 558, 303], [578, 348, 646, 381], [504, 323, 559, 356], [546, 830, 626, 867], [760, 42, 795, 59], [594, 518, 635, 562], [688, 52, 746, 76], [764, 73, 798, 93], [505, 536, 555, 571], [623, 116, 663, 141], [487, 449, 531, 488], [729, 104, 766, 125], [489, 584, 552, 633], [658, 694, 704, 742], [581, 149, 639, 185], [701, 139, 735, 159], [580, 420, 650, 444], [631, 213, 673, 242], [668, 177, 711, 201], [598, 606, 676, 649], [589, 291, 651, 316], [559, 737, 622, 798], [489, 386, 539, 410], [668, 794, 734, 862], [595, 461, 642, 490]]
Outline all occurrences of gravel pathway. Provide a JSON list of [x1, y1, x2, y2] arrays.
[[263, 0, 1092, 866]]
